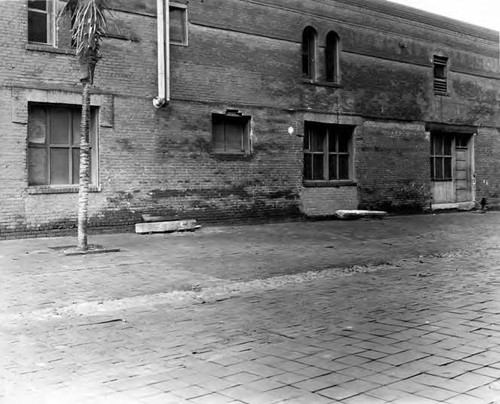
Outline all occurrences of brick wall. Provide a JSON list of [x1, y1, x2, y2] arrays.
[[300, 186, 358, 216], [475, 127, 500, 209], [356, 122, 431, 212], [1, 0, 500, 238]]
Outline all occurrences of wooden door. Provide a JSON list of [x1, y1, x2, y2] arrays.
[[455, 135, 472, 202], [430, 133, 473, 205], [430, 133, 454, 204]]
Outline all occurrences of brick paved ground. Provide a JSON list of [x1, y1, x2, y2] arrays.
[[1, 212, 500, 403]]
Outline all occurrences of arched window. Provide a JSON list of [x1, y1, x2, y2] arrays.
[[325, 31, 340, 83], [302, 27, 317, 80]]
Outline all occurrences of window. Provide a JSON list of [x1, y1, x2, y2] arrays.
[[325, 31, 340, 83], [28, 0, 55, 45], [303, 122, 353, 181], [430, 133, 452, 180], [302, 27, 317, 80], [212, 112, 250, 154], [170, 4, 188, 45], [433, 55, 448, 94], [28, 104, 98, 186]]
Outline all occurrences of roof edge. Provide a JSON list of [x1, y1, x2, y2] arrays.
[[332, 0, 499, 43]]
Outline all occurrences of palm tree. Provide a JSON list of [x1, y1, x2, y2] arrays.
[[59, 0, 111, 250]]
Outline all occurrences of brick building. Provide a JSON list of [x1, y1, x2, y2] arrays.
[[1, 0, 499, 238]]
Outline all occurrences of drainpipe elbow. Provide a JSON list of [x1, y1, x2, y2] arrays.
[[153, 97, 168, 108]]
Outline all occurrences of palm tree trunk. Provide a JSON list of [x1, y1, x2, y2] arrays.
[[77, 78, 92, 250]]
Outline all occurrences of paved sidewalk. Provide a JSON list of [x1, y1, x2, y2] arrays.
[[1, 212, 499, 318]]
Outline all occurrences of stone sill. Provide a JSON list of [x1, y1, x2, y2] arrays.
[[302, 79, 342, 88], [28, 185, 101, 195], [303, 180, 357, 188], [26, 43, 76, 56], [431, 201, 475, 211]]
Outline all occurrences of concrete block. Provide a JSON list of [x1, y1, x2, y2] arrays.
[[135, 219, 201, 234]]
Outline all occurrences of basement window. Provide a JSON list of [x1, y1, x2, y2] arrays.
[[433, 55, 448, 95], [212, 111, 251, 154], [28, 104, 98, 186], [170, 3, 188, 45]]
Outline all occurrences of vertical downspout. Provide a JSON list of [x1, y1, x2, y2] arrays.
[[153, 0, 170, 108]]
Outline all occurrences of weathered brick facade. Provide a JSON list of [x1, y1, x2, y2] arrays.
[[1, 0, 499, 238]]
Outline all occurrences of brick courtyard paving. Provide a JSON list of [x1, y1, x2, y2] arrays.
[[1, 212, 500, 403]]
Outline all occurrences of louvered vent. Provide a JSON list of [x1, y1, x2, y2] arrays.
[[433, 55, 448, 95]]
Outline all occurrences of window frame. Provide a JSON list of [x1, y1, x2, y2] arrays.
[[169, 2, 188, 46], [28, 0, 56, 46], [430, 133, 453, 181], [27, 103, 99, 187], [303, 122, 354, 184], [212, 112, 251, 155]]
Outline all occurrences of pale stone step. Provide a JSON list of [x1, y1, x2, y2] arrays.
[[334, 210, 388, 220], [135, 219, 201, 234]]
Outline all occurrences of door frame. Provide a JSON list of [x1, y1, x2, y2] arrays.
[[426, 123, 476, 210]]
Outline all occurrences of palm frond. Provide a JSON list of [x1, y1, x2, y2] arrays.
[[58, 0, 111, 64]]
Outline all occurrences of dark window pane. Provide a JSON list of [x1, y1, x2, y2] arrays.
[[28, 107, 46, 144], [302, 52, 310, 78], [303, 129, 310, 150], [72, 110, 81, 145], [28, 11, 48, 43], [328, 154, 338, 180], [328, 133, 337, 152], [444, 137, 452, 155], [170, 7, 186, 44], [50, 108, 70, 144], [325, 32, 338, 82], [338, 135, 349, 152], [89, 110, 98, 146], [339, 154, 349, 179], [72, 149, 80, 184], [28, 147, 47, 185], [312, 154, 324, 180], [311, 132, 324, 152], [225, 120, 243, 152], [302, 28, 315, 79], [28, 0, 47, 11], [303, 153, 312, 180], [430, 158, 435, 179], [435, 157, 443, 179], [444, 157, 452, 178], [434, 136, 443, 155], [50, 148, 70, 184], [213, 120, 225, 152], [456, 136, 467, 148]]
